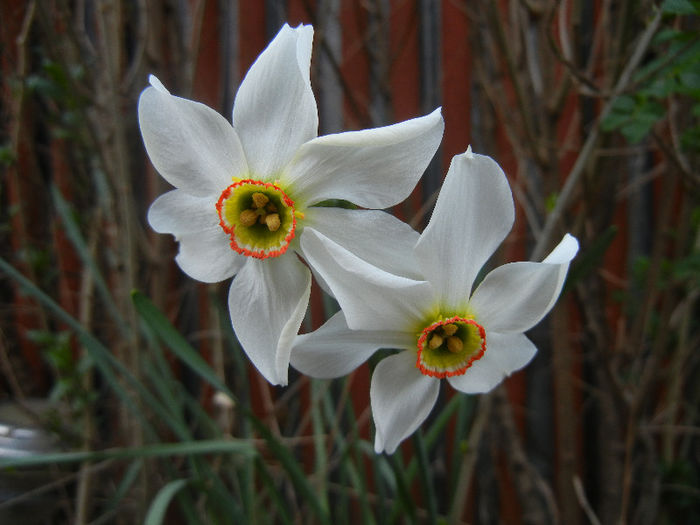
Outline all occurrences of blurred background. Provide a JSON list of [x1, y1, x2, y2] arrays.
[[1, 0, 698, 523]]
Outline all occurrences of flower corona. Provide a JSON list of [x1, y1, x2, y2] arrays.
[[216, 179, 300, 259], [416, 316, 486, 378]]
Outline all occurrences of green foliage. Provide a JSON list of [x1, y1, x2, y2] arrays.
[[28, 329, 96, 416], [661, 0, 700, 15], [1, 254, 489, 522], [661, 459, 700, 523], [544, 192, 558, 213], [602, 8, 700, 147], [0, 144, 15, 166], [25, 60, 88, 139], [143, 479, 190, 525]]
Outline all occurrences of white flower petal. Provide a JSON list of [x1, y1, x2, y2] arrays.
[[174, 227, 246, 283], [147, 190, 219, 234], [233, 24, 317, 177], [300, 229, 433, 332], [447, 331, 537, 394], [469, 234, 578, 333], [414, 149, 515, 310], [148, 74, 169, 93], [486, 331, 538, 375], [301, 208, 421, 279], [285, 108, 444, 208], [542, 233, 580, 264], [138, 78, 247, 196], [371, 351, 440, 454], [228, 256, 312, 386], [291, 311, 414, 378]]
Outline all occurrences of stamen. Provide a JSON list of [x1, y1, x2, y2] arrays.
[[239, 209, 258, 227], [252, 192, 269, 209], [442, 324, 458, 336], [428, 334, 443, 349], [265, 214, 281, 232], [446, 336, 463, 353]]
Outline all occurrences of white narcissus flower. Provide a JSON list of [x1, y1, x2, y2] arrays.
[[139, 24, 443, 386], [292, 147, 579, 454]]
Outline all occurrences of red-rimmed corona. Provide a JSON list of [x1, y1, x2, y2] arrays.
[[216, 179, 302, 259], [416, 316, 486, 378]]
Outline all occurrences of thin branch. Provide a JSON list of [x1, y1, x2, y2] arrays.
[[573, 476, 603, 525], [531, 8, 662, 261]]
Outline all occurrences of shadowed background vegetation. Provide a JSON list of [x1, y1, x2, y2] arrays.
[[0, 0, 698, 523]]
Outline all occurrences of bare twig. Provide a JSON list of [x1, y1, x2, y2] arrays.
[[531, 8, 662, 261], [573, 476, 603, 525]]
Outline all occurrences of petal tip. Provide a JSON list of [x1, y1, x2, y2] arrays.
[[564, 233, 580, 252], [148, 74, 169, 94], [542, 233, 580, 264]]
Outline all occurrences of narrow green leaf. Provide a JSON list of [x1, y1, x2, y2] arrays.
[[250, 417, 332, 525], [254, 457, 294, 525], [387, 453, 416, 524], [51, 186, 127, 332], [0, 257, 162, 438], [105, 459, 143, 513], [144, 479, 190, 525], [424, 395, 463, 447], [142, 360, 192, 441], [412, 432, 438, 524], [385, 396, 463, 521], [131, 290, 235, 400], [198, 463, 246, 525], [311, 379, 329, 514], [329, 381, 376, 525], [133, 290, 331, 524], [0, 439, 257, 469]]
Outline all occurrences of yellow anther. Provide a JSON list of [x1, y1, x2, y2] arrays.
[[428, 334, 443, 349], [441, 324, 458, 336], [447, 336, 463, 353], [265, 213, 281, 232], [239, 209, 258, 227], [251, 192, 269, 208]]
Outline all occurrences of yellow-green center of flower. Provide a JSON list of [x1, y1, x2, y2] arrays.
[[216, 179, 302, 259], [416, 316, 486, 378]]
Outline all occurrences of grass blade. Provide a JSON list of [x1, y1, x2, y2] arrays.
[[0, 439, 257, 469], [132, 290, 235, 399], [144, 478, 189, 525], [412, 432, 438, 524]]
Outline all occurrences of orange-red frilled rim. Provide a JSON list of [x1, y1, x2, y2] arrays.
[[216, 179, 301, 259], [416, 316, 486, 379]]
